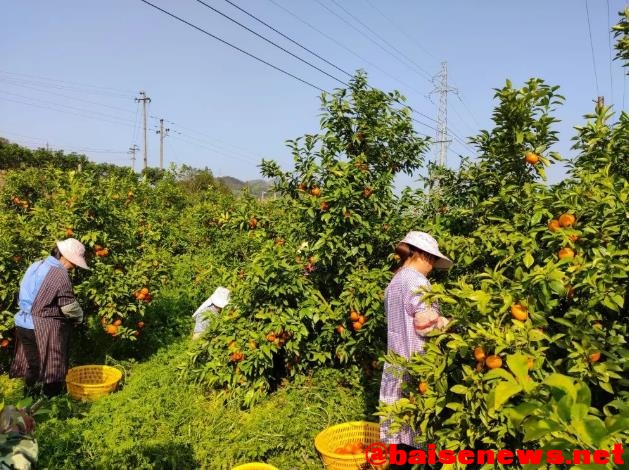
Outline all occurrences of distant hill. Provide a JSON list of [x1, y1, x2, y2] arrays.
[[217, 176, 275, 198]]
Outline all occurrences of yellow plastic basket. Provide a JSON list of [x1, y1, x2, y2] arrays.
[[66, 365, 123, 401], [231, 464, 279, 470], [314, 421, 387, 470]]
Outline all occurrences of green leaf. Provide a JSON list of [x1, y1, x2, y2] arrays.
[[544, 373, 576, 401], [556, 392, 574, 423], [572, 416, 608, 447], [599, 381, 614, 394], [506, 352, 530, 384], [489, 381, 522, 411], [575, 381, 591, 408], [484, 367, 517, 384], [450, 384, 468, 395], [551, 317, 575, 329], [523, 417, 562, 441], [523, 252, 534, 268], [504, 401, 540, 428]]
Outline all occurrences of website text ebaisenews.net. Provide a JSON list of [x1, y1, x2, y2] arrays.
[[364, 443, 626, 466]]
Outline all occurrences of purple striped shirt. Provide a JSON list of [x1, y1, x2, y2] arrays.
[[379, 267, 438, 446]]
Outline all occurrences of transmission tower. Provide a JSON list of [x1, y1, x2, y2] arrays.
[[431, 61, 457, 167], [128, 144, 140, 171]]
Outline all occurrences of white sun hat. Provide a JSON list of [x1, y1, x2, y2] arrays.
[[208, 286, 231, 308], [400, 231, 453, 269], [56, 238, 89, 270]]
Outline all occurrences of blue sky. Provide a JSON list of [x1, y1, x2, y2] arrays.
[[1, 0, 627, 188]]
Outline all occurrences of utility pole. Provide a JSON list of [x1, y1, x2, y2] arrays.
[[128, 144, 140, 171], [156, 118, 170, 169], [431, 61, 457, 167], [135, 91, 151, 170]]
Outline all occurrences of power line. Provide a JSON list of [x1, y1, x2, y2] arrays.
[[0, 77, 137, 115], [0, 70, 134, 99], [0, 131, 129, 156], [138, 0, 325, 92], [0, 91, 137, 126], [221, 0, 353, 79], [455, 94, 482, 129], [194, 0, 347, 86], [585, 0, 600, 96], [363, 0, 439, 63], [326, 0, 434, 82], [139, 1, 440, 140], [264, 0, 433, 101], [607, 0, 615, 101]]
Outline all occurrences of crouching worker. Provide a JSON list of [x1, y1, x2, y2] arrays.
[[191, 287, 230, 340]]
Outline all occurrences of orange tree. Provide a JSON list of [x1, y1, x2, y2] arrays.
[[186, 72, 431, 405], [377, 73, 629, 462], [0, 163, 172, 367]]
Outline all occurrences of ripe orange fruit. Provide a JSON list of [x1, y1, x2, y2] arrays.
[[558, 213, 576, 228], [527, 357, 534, 370], [137, 321, 145, 329], [352, 321, 362, 331], [266, 333, 276, 342], [0, 338, 10, 348], [319, 201, 329, 211], [297, 183, 306, 191], [511, 304, 528, 321], [349, 311, 360, 322], [310, 187, 321, 197], [558, 247, 575, 260], [548, 219, 561, 232], [418, 381, 428, 394], [66, 227, 74, 237], [358, 315, 366, 325], [105, 324, 119, 335], [485, 355, 503, 369], [140, 287, 149, 295], [473, 346, 486, 362], [249, 217, 258, 229], [113, 319, 122, 326], [335, 325, 345, 334], [588, 351, 601, 363], [525, 152, 540, 165], [229, 352, 244, 362]]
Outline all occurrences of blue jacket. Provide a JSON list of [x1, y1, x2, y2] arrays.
[[14, 256, 63, 329]]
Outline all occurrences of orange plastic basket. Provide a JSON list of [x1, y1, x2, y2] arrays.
[[231, 464, 279, 470], [314, 421, 387, 470], [66, 365, 123, 401]]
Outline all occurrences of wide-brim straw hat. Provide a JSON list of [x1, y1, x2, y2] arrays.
[[209, 286, 230, 308], [400, 231, 453, 269], [56, 238, 89, 270]]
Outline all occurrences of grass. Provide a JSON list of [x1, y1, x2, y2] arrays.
[[4, 339, 382, 469]]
